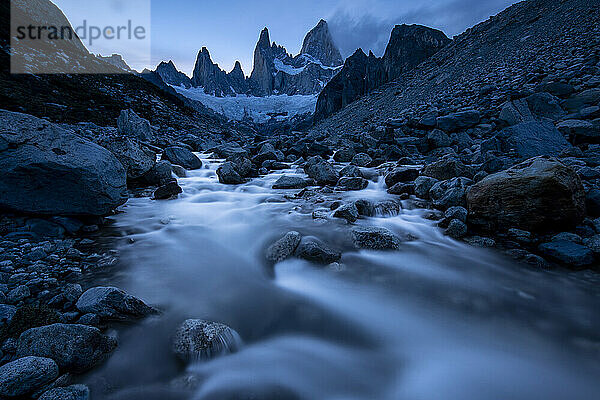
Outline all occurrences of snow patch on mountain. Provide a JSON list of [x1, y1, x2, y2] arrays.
[[172, 85, 317, 123]]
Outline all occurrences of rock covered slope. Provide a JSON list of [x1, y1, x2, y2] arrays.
[[0, 0, 238, 139], [296, 0, 600, 268], [312, 0, 600, 136], [315, 24, 450, 121], [157, 20, 343, 98]]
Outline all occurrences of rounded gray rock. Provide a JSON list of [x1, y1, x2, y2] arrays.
[[16, 324, 117, 373], [0, 356, 59, 397], [172, 319, 241, 363], [266, 231, 302, 262], [39, 384, 90, 400], [76, 286, 157, 321]]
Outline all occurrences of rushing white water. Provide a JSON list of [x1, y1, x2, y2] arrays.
[[86, 157, 600, 400]]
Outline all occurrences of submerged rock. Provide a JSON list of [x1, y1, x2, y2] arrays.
[[0, 356, 59, 397], [76, 287, 157, 321], [333, 203, 360, 223], [154, 181, 183, 200], [16, 324, 117, 373], [350, 226, 411, 250], [266, 231, 302, 262], [304, 157, 339, 185], [295, 237, 341, 264], [216, 161, 244, 184], [172, 319, 241, 363]]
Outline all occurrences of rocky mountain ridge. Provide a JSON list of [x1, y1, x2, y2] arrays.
[[315, 24, 450, 121], [156, 20, 343, 97]]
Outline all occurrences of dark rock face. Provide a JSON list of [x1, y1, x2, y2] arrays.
[[0, 110, 128, 216], [248, 22, 343, 96], [300, 19, 343, 67], [315, 25, 450, 121], [191, 48, 236, 97], [538, 240, 594, 268], [228, 61, 249, 94], [16, 324, 118, 373], [38, 384, 90, 400], [421, 156, 474, 180], [156, 61, 192, 88], [314, 49, 385, 122], [385, 167, 420, 187], [467, 157, 586, 233], [382, 24, 451, 82], [436, 110, 480, 132], [336, 177, 369, 191]]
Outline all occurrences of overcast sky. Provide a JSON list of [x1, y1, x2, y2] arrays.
[[54, 0, 517, 76]]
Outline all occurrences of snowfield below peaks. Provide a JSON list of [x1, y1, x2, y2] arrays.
[[172, 85, 318, 123]]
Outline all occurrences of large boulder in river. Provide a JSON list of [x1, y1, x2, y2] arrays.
[[216, 161, 244, 184], [172, 319, 241, 363], [304, 157, 339, 185], [76, 287, 157, 321], [0, 110, 127, 216], [266, 231, 302, 262], [467, 156, 585, 232], [350, 226, 412, 250], [16, 324, 117, 373], [117, 109, 153, 142], [295, 237, 341, 264], [161, 147, 202, 170], [99, 135, 156, 179]]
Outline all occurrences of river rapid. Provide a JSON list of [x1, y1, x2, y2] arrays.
[[85, 156, 600, 400]]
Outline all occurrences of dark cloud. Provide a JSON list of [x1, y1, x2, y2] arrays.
[[328, 0, 516, 58]]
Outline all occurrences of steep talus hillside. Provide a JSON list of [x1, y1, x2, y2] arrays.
[[311, 0, 600, 136], [0, 0, 246, 144], [314, 24, 450, 121]]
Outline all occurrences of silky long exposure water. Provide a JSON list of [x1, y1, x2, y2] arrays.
[[85, 157, 600, 400]]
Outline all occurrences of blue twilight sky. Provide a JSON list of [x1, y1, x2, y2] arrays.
[[54, 0, 517, 76]]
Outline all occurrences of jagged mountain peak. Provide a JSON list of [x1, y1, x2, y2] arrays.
[[231, 61, 243, 73], [156, 59, 192, 88], [257, 27, 271, 48], [300, 19, 343, 67]]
